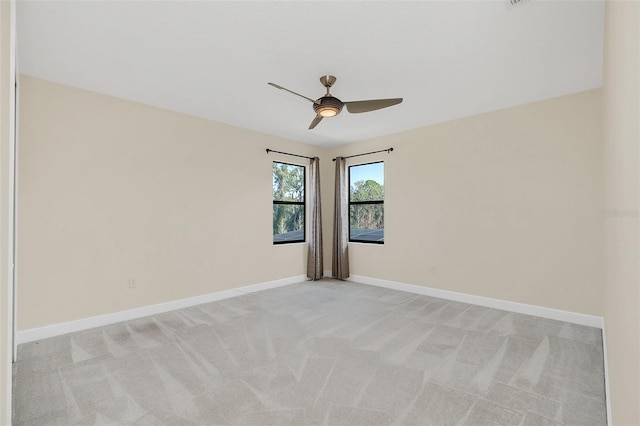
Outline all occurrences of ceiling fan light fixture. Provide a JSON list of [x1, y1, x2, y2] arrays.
[[318, 106, 340, 117], [313, 95, 343, 118]]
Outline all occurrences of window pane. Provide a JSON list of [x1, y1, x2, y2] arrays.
[[273, 163, 304, 202], [273, 204, 304, 243], [349, 161, 384, 244], [350, 162, 384, 202], [350, 204, 384, 243], [272, 161, 305, 245]]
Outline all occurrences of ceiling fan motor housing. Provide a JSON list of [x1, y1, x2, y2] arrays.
[[314, 96, 344, 117]]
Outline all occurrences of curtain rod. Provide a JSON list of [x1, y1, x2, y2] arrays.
[[266, 149, 315, 160], [332, 147, 393, 162]]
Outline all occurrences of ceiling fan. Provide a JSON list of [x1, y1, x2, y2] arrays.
[[268, 75, 403, 130]]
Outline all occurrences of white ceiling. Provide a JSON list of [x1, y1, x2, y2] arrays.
[[17, 1, 605, 148]]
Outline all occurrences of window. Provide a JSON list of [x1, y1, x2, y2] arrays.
[[273, 162, 305, 244], [349, 161, 384, 243]]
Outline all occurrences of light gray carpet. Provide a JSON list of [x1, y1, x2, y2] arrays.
[[13, 280, 607, 425]]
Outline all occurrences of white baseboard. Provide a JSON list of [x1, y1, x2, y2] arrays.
[[17, 272, 604, 345], [347, 274, 604, 329], [233, 275, 307, 294], [16, 275, 306, 345], [601, 324, 612, 426]]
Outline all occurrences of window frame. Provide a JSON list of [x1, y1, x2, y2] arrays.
[[272, 161, 306, 245], [348, 161, 384, 245]]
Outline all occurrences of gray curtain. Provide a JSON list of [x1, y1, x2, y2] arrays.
[[332, 157, 350, 279], [307, 157, 323, 280]]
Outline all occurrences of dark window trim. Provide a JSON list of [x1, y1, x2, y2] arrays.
[[350, 200, 384, 206], [273, 161, 306, 245], [273, 201, 305, 205], [348, 161, 384, 245], [350, 235, 385, 244]]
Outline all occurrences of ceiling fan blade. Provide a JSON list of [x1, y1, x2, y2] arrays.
[[308, 114, 323, 130], [344, 98, 403, 114], [268, 82, 318, 104]]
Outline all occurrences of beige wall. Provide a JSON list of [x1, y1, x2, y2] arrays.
[[0, 1, 15, 423], [17, 76, 318, 330], [326, 90, 604, 316], [603, 1, 640, 424]]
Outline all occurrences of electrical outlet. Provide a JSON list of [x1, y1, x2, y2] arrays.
[[128, 278, 136, 289]]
